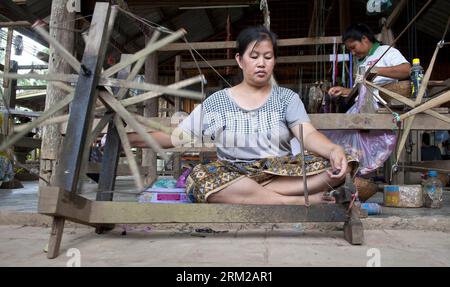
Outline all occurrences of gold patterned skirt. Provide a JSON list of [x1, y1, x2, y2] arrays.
[[185, 153, 358, 203]]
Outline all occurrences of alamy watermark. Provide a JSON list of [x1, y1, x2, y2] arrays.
[[66, 248, 81, 267], [366, 248, 381, 267]]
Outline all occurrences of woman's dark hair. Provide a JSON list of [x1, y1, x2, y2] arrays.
[[236, 26, 278, 58], [343, 23, 379, 44]]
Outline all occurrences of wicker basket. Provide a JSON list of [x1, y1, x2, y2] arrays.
[[354, 177, 378, 202], [379, 80, 412, 103]]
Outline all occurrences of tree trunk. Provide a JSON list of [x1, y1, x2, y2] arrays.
[[40, 0, 75, 186]]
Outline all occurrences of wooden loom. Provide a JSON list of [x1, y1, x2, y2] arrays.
[[1, 2, 449, 259]]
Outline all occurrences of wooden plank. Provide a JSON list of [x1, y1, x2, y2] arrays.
[[38, 186, 91, 223], [2, 73, 205, 100], [313, 113, 450, 130], [87, 163, 150, 176], [405, 160, 450, 171], [90, 202, 349, 224], [100, 77, 204, 100], [180, 54, 349, 69], [159, 36, 343, 51], [39, 187, 349, 224], [145, 114, 450, 131], [0, 21, 31, 28]]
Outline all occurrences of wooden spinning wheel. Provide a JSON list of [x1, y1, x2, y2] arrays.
[[1, 2, 207, 257], [0, 3, 205, 193]]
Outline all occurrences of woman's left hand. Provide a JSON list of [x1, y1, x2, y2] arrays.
[[327, 145, 348, 179]]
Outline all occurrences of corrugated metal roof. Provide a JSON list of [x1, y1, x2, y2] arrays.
[[416, 0, 450, 39]]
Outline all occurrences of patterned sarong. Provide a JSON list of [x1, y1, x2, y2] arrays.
[[185, 153, 358, 203]]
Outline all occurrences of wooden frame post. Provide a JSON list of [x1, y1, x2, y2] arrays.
[[55, 2, 111, 192], [95, 55, 133, 234]]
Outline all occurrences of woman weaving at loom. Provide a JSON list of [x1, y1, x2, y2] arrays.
[[326, 23, 411, 176], [130, 26, 357, 205], [329, 23, 411, 101]]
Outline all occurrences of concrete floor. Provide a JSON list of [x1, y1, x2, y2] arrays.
[[1, 178, 450, 266], [0, 225, 449, 266]]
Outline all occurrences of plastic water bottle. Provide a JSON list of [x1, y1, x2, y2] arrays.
[[410, 58, 427, 98], [361, 203, 382, 215], [422, 170, 443, 208]]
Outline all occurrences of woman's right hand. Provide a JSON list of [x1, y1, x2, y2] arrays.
[[328, 86, 351, 97]]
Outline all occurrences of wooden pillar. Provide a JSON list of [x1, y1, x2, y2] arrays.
[[0, 60, 17, 189], [3, 28, 13, 89], [42, 0, 75, 259], [39, 0, 75, 187], [2, 49, 17, 135], [172, 55, 182, 179], [143, 33, 158, 186]]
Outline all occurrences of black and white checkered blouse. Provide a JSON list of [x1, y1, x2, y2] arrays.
[[179, 85, 310, 162]]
